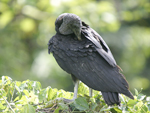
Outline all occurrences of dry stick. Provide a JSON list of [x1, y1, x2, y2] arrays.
[[48, 103, 57, 111]]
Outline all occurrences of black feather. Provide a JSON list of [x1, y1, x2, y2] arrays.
[[49, 33, 134, 99], [102, 92, 120, 106], [48, 13, 134, 106]]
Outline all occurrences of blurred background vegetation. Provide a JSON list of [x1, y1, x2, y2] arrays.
[[0, 0, 150, 95]]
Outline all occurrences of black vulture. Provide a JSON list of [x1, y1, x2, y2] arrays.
[[48, 13, 134, 106]]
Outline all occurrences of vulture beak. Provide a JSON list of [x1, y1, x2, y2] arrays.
[[77, 34, 82, 41], [72, 28, 82, 41], [57, 13, 82, 41], [77, 33, 82, 41]]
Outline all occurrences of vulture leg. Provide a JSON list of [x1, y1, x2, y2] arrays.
[[71, 74, 79, 100], [56, 75, 79, 103], [57, 74, 93, 103], [56, 80, 79, 103], [72, 80, 79, 100], [89, 88, 93, 97]]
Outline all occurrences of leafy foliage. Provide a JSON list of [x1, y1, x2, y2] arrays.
[[1, 76, 150, 113], [0, 0, 150, 96]]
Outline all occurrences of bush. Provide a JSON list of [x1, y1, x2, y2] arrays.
[[0, 76, 150, 113]]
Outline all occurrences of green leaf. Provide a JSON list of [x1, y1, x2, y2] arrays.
[[58, 89, 73, 99], [74, 97, 89, 111], [147, 104, 150, 111], [137, 94, 146, 101], [21, 104, 35, 113], [23, 89, 29, 97], [114, 107, 122, 112], [16, 95, 28, 105], [119, 94, 125, 103], [134, 89, 138, 96], [135, 101, 143, 109], [146, 97, 150, 101], [127, 99, 137, 106], [78, 82, 89, 96], [141, 104, 148, 113], [57, 90, 63, 98], [18, 92, 23, 99], [15, 81, 22, 92], [111, 107, 122, 113], [93, 90, 101, 98], [38, 88, 47, 102], [90, 102, 97, 110], [47, 88, 58, 100], [19, 82, 28, 92], [2, 76, 12, 85], [100, 105, 110, 112], [0, 103, 6, 110], [58, 102, 69, 110], [45, 100, 57, 108], [31, 81, 42, 91], [54, 106, 61, 113]]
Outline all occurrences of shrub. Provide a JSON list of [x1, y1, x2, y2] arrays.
[[0, 76, 150, 113]]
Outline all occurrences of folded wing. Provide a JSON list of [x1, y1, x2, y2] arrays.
[[82, 27, 116, 67]]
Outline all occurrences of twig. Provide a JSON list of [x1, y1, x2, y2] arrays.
[[48, 103, 57, 111], [3, 96, 15, 113]]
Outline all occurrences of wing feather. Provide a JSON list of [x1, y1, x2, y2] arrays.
[[82, 28, 116, 67], [49, 33, 133, 98], [67, 54, 130, 96]]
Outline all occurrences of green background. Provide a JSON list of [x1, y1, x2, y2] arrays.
[[0, 0, 150, 95]]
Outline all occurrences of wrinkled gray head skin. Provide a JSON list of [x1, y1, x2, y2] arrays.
[[55, 13, 82, 40]]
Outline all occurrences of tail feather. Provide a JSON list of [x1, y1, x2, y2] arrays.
[[108, 92, 116, 104], [112, 92, 118, 102], [123, 90, 134, 100], [102, 92, 120, 106]]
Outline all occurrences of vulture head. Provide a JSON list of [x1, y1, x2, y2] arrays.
[[55, 13, 82, 40]]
